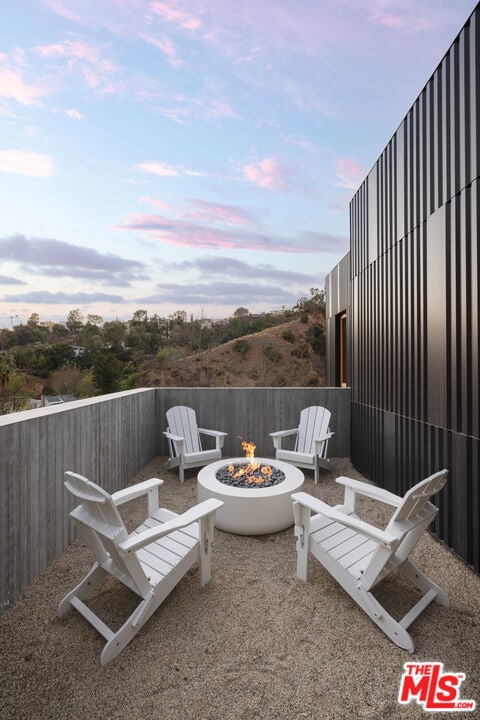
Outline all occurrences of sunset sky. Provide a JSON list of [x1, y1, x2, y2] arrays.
[[0, 0, 477, 326]]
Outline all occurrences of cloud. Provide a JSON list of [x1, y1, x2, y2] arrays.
[[334, 157, 366, 190], [142, 34, 183, 69], [0, 68, 44, 106], [242, 156, 309, 193], [34, 40, 124, 94], [150, 2, 202, 31], [118, 212, 348, 253], [2, 290, 125, 304], [0, 234, 147, 285], [136, 161, 180, 176], [64, 108, 85, 119], [140, 197, 265, 232], [280, 133, 320, 152], [0, 274, 27, 286], [243, 157, 290, 190], [169, 255, 318, 285], [137, 281, 299, 307], [185, 199, 263, 228], [0, 149, 55, 177], [366, 1, 435, 34], [136, 159, 232, 181]]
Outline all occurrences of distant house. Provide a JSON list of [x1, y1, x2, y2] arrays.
[[326, 5, 480, 573]]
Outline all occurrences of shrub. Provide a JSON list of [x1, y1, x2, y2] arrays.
[[233, 338, 250, 354], [264, 344, 281, 362], [281, 330, 295, 343]]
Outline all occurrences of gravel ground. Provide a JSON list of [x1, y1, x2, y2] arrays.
[[1, 458, 479, 720]]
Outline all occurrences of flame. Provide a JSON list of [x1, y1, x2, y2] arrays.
[[229, 437, 272, 483], [240, 438, 256, 459]]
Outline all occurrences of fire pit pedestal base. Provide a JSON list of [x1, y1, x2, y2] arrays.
[[197, 457, 304, 535]]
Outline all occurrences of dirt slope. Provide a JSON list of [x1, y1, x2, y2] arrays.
[[143, 314, 325, 387]]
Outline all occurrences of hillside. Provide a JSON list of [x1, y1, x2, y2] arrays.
[[143, 313, 325, 387]]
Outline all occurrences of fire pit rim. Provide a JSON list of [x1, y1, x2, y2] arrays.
[[198, 457, 304, 498]]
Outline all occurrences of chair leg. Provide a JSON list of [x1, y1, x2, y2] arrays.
[[179, 464, 184, 483], [198, 513, 215, 586], [58, 564, 107, 616], [356, 587, 415, 652], [100, 593, 158, 665], [293, 502, 311, 582], [398, 559, 449, 607]]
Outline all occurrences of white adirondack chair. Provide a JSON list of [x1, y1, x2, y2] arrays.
[[270, 406, 334, 484], [292, 470, 448, 651], [164, 405, 227, 482], [58, 471, 223, 664]]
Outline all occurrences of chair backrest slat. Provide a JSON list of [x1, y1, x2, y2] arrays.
[[388, 470, 448, 527], [296, 406, 331, 454], [363, 470, 448, 583], [64, 471, 149, 594], [166, 406, 202, 453]]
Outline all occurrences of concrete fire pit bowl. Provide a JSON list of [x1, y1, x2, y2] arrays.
[[197, 457, 304, 535]]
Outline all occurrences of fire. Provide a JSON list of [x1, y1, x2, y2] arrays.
[[229, 437, 272, 483]]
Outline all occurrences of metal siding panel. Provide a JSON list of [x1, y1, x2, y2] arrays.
[[426, 206, 447, 428]]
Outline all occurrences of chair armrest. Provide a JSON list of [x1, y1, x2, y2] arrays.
[[112, 478, 164, 506], [198, 429, 227, 450], [270, 428, 298, 451], [291, 492, 401, 548], [118, 499, 224, 554], [270, 429, 298, 438], [198, 428, 227, 438], [335, 476, 402, 506], [314, 431, 334, 443], [163, 431, 184, 443]]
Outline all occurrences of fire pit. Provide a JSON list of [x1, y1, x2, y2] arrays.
[[197, 457, 304, 535]]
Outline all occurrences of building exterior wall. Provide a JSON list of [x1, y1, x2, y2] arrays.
[[326, 4, 480, 572]]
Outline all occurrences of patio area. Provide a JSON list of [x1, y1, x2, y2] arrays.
[[1, 457, 478, 720]]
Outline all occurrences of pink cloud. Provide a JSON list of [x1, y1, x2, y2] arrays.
[[281, 133, 319, 152], [0, 149, 55, 177], [136, 160, 180, 176], [365, 0, 435, 34], [34, 40, 124, 94], [64, 108, 85, 119], [334, 157, 366, 190], [143, 34, 183, 69], [368, 10, 434, 33], [186, 199, 261, 228], [140, 197, 262, 229], [116, 211, 347, 253], [150, 2, 202, 31], [141, 197, 175, 210], [118, 212, 271, 250], [243, 157, 290, 191], [0, 68, 44, 106]]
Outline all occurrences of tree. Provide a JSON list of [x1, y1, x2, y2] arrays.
[[50, 364, 83, 395], [0, 353, 16, 390], [0, 354, 28, 414], [66, 308, 84, 334], [92, 352, 121, 394], [293, 288, 326, 316], [27, 312, 40, 327], [131, 309, 148, 324], [103, 320, 126, 350], [86, 314, 104, 326], [170, 309, 187, 325]]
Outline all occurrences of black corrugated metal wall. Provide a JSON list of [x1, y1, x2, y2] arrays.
[[327, 4, 480, 572]]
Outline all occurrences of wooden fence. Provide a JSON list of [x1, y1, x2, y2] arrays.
[[0, 386, 350, 611]]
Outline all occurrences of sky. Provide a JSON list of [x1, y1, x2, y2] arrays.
[[0, 0, 478, 327]]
